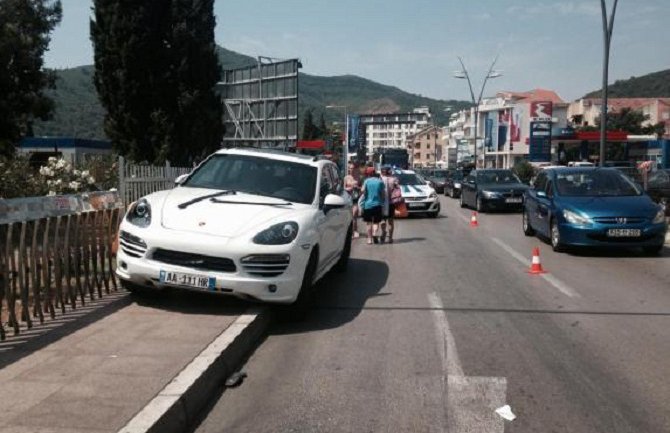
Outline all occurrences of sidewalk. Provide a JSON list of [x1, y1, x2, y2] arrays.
[[0, 291, 267, 433]]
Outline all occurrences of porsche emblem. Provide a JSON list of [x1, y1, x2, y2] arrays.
[[198, 221, 206, 227]]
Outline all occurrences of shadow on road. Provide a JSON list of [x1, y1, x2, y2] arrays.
[[389, 237, 426, 244], [271, 258, 389, 335], [131, 288, 251, 315], [564, 245, 669, 258]]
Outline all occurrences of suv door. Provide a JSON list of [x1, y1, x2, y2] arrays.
[[316, 164, 343, 271], [536, 178, 554, 236], [526, 171, 547, 229], [462, 172, 477, 206]]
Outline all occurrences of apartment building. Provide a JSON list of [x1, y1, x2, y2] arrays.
[[568, 98, 670, 137], [406, 125, 447, 168], [359, 107, 431, 157]]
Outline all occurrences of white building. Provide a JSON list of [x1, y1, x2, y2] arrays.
[[359, 107, 431, 157]]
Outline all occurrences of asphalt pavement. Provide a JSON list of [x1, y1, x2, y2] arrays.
[[192, 196, 670, 433]]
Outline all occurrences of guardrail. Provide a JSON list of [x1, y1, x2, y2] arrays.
[[0, 192, 123, 341]]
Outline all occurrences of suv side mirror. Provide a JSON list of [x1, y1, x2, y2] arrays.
[[536, 191, 547, 198], [323, 194, 346, 213], [174, 174, 189, 185]]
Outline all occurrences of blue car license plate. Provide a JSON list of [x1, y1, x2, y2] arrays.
[[160, 270, 216, 290], [607, 229, 641, 238]]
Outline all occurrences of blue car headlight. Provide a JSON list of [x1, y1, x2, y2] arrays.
[[253, 222, 299, 245], [126, 199, 152, 228], [652, 208, 665, 224], [563, 209, 591, 226], [482, 190, 502, 199]]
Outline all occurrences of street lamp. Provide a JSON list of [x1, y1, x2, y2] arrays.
[[453, 56, 502, 168], [325, 105, 349, 173], [599, 0, 619, 167]]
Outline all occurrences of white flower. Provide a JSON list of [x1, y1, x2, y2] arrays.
[[48, 156, 57, 163], [56, 159, 66, 169], [69, 181, 80, 191], [74, 169, 81, 176], [39, 166, 47, 175], [81, 170, 90, 177], [87, 176, 95, 185], [55, 179, 62, 185], [47, 190, 56, 196], [46, 180, 53, 186]]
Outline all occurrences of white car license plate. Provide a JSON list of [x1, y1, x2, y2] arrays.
[[160, 270, 216, 290], [407, 202, 423, 208], [607, 229, 641, 238], [505, 198, 523, 204]]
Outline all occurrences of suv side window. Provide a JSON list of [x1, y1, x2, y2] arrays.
[[467, 173, 476, 184], [320, 166, 335, 203], [328, 164, 341, 194]]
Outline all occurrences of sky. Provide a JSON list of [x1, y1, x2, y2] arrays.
[[44, 0, 670, 103]]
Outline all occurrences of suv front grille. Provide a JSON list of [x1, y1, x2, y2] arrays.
[[241, 254, 290, 277], [119, 231, 147, 258], [152, 249, 236, 273]]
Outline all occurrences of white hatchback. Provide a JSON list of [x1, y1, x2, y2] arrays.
[[116, 148, 352, 311]]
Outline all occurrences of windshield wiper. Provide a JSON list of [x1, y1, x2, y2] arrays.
[[210, 198, 293, 206], [178, 190, 236, 209]]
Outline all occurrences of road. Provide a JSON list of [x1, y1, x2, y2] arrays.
[[192, 196, 670, 433]]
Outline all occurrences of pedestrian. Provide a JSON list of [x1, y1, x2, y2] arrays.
[[380, 166, 400, 243], [360, 167, 385, 245], [344, 164, 361, 238]]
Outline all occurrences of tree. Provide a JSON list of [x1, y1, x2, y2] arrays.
[[317, 112, 328, 139], [302, 109, 317, 140], [0, 0, 62, 157], [595, 107, 664, 136], [91, 0, 223, 165]]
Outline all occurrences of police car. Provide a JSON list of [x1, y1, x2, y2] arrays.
[[396, 170, 440, 217]]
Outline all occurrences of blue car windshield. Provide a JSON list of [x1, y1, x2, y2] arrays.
[[555, 170, 642, 197], [184, 154, 318, 204], [478, 170, 521, 184]]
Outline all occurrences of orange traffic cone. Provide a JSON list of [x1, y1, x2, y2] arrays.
[[470, 211, 479, 228], [527, 247, 547, 274]]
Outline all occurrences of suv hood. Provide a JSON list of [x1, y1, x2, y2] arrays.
[[159, 187, 309, 238]]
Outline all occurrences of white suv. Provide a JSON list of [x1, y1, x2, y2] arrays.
[[116, 148, 352, 313]]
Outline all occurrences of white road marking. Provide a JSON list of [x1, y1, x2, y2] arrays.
[[429, 293, 508, 433], [492, 237, 581, 298]]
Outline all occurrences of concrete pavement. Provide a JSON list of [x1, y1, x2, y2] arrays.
[[0, 290, 266, 433]]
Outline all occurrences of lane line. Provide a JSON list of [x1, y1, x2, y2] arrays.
[[428, 292, 464, 376], [492, 237, 580, 298], [429, 293, 508, 432]]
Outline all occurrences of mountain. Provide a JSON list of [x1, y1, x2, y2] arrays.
[[584, 68, 670, 98], [33, 46, 469, 139]]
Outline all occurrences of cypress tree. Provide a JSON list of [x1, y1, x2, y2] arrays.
[[0, 0, 62, 157], [302, 109, 317, 140]]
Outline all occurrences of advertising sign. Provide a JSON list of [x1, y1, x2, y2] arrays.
[[530, 101, 553, 122], [347, 115, 362, 153], [529, 122, 552, 162]]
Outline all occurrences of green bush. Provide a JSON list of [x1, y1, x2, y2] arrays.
[[0, 155, 46, 199]]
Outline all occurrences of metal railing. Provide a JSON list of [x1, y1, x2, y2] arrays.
[[0, 192, 123, 341], [118, 156, 191, 205]]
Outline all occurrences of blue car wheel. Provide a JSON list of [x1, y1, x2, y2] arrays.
[[551, 219, 564, 252]]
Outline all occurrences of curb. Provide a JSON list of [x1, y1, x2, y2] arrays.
[[118, 307, 271, 433]]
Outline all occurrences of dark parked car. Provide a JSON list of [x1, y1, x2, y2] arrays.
[[444, 170, 465, 198], [425, 169, 448, 194], [523, 167, 667, 254], [460, 169, 528, 212], [646, 169, 670, 216]]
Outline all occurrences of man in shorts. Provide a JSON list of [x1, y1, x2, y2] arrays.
[[360, 167, 385, 244], [380, 166, 399, 243]]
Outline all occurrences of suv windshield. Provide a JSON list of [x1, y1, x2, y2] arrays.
[[398, 173, 425, 186], [555, 170, 643, 197], [478, 170, 521, 185], [184, 154, 318, 204]]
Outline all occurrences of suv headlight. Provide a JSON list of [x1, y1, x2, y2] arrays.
[[483, 190, 502, 199], [563, 209, 591, 226], [652, 208, 666, 224], [429, 192, 438, 199], [126, 199, 152, 228], [253, 222, 299, 245]]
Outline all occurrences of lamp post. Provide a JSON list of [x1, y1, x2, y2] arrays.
[[454, 57, 502, 168], [326, 105, 349, 174], [599, 0, 619, 167]]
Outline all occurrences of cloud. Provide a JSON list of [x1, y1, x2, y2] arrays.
[[507, 2, 600, 18]]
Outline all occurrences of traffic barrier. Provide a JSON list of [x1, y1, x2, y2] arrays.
[[470, 212, 479, 228], [527, 247, 547, 274]]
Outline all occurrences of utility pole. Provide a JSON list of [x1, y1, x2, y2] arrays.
[[599, 0, 619, 167]]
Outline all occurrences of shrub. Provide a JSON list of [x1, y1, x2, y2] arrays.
[[38, 157, 97, 196], [0, 155, 46, 199]]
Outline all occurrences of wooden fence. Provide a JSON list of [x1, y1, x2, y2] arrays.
[[0, 192, 123, 341], [118, 156, 191, 205]]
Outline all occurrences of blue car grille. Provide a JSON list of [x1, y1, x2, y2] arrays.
[[593, 217, 646, 225]]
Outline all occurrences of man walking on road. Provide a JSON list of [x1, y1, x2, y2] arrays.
[[380, 166, 399, 243], [360, 167, 385, 245]]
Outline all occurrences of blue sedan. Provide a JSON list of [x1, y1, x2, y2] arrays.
[[523, 167, 667, 255]]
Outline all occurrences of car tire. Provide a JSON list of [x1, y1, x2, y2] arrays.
[[476, 196, 486, 213], [550, 219, 564, 252], [428, 207, 440, 218], [459, 193, 466, 208], [642, 244, 663, 256], [333, 226, 352, 273], [522, 209, 535, 236], [283, 250, 318, 321]]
